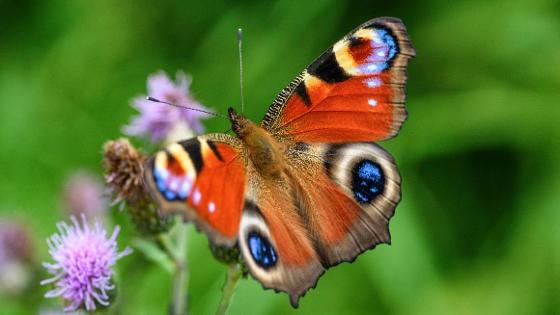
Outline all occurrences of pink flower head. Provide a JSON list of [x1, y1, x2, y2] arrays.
[[63, 170, 107, 219], [124, 71, 209, 142], [0, 219, 33, 265], [41, 216, 132, 312], [0, 219, 34, 295]]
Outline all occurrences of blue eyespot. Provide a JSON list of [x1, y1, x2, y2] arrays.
[[153, 166, 190, 202], [247, 231, 277, 269], [377, 29, 398, 62], [360, 28, 399, 73], [352, 160, 385, 204]]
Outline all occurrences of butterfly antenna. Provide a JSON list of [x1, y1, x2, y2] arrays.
[[146, 96, 227, 119], [238, 28, 245, 114]]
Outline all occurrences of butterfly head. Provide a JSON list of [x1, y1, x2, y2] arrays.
[[228, 107, 253, 138]]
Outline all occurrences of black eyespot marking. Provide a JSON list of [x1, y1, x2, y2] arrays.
[[206, 140, 224, 162], [179, 138, 203, 173], [349, 35, 367, 48], [352, 159, 385, 204], [295, 82, 311, 106], [247, 231, 277, 269], [308, 49, 350, 83]]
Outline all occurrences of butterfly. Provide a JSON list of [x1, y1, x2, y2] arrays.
[[144, 17, 415, 307]]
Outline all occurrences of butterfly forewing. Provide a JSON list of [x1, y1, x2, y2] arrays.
[[144, 134, 247, 246], [262, 17, 415, 143]]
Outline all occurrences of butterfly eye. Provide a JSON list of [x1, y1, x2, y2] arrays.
[[247, 231, 278, 269], [351, 159, 385, 204]]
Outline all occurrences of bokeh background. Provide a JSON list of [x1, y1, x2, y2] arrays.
[[1, 0, 559, 314]]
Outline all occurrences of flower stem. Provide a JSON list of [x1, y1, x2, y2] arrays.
[[171, 220, 189, 315], [215, 264, 242, 315], [156, 234, 177, 262]]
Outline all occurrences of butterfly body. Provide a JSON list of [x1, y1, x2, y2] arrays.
[[144, 17, 415, 307], [228, 107, 286, 179]]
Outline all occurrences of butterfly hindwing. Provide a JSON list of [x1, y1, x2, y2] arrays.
[[144, 134, 247, 246], [288, 142, 401, 264], [237, 141, 400, 306], [238, 179, 324, 307], [262, 17, 415, 143]]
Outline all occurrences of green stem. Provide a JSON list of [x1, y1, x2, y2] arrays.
[[215, 264, 242, 315], [171, 221, 189, 315], [156, 234, 177, 262]]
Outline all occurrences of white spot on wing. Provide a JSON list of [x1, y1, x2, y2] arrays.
[[179, 180, 191, 198], [208, 202, 216, 213], [169, 178, 179, 191], [193, 189, 201, 205], [360, 64, 379, 74], [368, 99, 378, 107], [364, 78, 381, 88]]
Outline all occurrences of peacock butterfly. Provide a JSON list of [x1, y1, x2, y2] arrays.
[[144, 17, 415, 307]]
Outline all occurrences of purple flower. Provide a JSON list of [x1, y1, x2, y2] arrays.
[[124, 71, 209, 143], [63, 170, 107, 219], [0, 219, 33, 265], [41, 216, 132, 312], [0, 219, 34, 295]]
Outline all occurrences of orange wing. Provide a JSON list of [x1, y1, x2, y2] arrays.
[[144, 134, 246, 246], [237, 172, 324, 308], [261, 17, 415, 143], [236, 142, 402, 307], [285, 142, 401, 266]]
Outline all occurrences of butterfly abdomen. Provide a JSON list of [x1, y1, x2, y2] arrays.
[[229, 107, 286, 178]]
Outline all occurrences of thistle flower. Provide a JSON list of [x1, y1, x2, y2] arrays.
[[41, 215, 132, 312], [0, 219, 34, 295], [124, 71, 209, 143], [103, 138, 146, 208], [63, 170, 107, 219], [0, 219, 33, 264], [103, 138, 171, 234]]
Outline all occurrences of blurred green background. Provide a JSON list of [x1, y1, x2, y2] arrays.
[[1, 0, 559, 314]]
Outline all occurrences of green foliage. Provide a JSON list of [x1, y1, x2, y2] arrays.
[[0, 0, 558, 314]]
